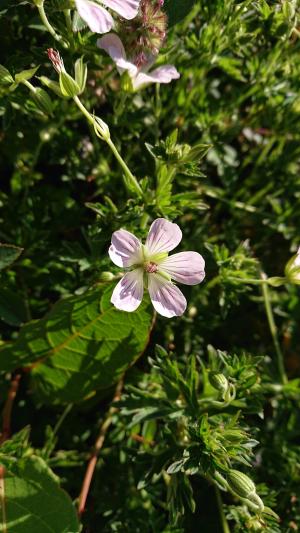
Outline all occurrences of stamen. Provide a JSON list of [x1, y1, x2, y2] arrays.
[[145, 261, 158, 273]]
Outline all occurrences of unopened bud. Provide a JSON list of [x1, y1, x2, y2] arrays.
[[99, 271, 115, 281], [74, 56, 87, 95], [47, 49, 81, 98], [227, 470, 264, 511], [285, 248, 300, 285], [227, 470, 256, 498], [32, 87, 53, 115], [59, 71, 81, 98], [93, 115, 110, 141], [209, 372, 228, 394], [47, 48, 64, 74]]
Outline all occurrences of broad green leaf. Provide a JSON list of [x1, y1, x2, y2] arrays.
[[0, 244, 23, 271], [0, 456, 80, 533], [0, 285, 153, 403]]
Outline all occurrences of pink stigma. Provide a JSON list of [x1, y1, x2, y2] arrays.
[[145, 261, 158, 273]]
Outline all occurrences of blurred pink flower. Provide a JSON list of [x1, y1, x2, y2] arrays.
[[109, 218, 205, 317], [75, 0, 140, 34], [97, 33, 180, 90]]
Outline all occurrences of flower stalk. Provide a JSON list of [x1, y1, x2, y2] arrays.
[[34, 0, 67, 47], [261, 273, 287, 384], [72, 95, 143, 198]]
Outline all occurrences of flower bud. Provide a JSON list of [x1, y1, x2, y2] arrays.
[[227, 470, 264, 511], [227, 470, 256, 499], [93, 116, 110, 141], [285, 248, 300, 285], [32, 87, 53, 115], [47, 48, 81, 98], [59, 71, 81, 98], [74, 56, 87, 95], [209, 372, 228, 395], [267, 276, 285, 287], [99, 271, 115, 282]]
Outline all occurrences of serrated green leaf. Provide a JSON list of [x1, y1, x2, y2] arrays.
[[0, 244, 23, 271], [0, 285, 153, 403], [0, 456, 80, 533]]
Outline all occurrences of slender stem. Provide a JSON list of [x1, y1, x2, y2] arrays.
[[215, 486, 230, 533], [37, 2, 67, 47], [261, 273, 287, 384], [22, 79, 36, 93], [106, 137, 143, 197], [53, 404, 73, 436], [0, 466, 7, 533], [78, 379, 123, 517], [73, 96, 143, 198], [227, 276, 266, 285], [0, 373, 21, 444]]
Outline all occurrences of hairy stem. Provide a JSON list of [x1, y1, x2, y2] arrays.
[[261, 273, 287, 384], [78, 379, 123, 517]]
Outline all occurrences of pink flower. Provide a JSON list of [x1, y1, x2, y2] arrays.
[[97, 34, 180, 90], [75, 0, 140, 34], [109, 218, 205, 317]]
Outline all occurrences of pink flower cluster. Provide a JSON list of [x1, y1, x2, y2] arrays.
[[109, 218, 205, 318], [74, 0, 180, 90]]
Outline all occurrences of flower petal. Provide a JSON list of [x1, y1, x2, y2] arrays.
[[148, 274, 186, 318], [131, 65, 180, 90], [145, 218, 182, 256], [97, 34, 137, 75], [159, 252, 205, 285], [111, 269, 144, 312], [101, 0, 140, 19], [109, 229, 142, 267], [75, 0, 114, 33]]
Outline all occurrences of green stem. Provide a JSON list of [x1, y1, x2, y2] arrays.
[[37, 2, 66, 47], [215, 486, 230, 533], [106, 137, 143, 197], [53, 404, 73, 436], [261, 273, 287, 384], [22, 79, 36, 93], [73, 96, 143, 198], [227, 276, 266, 285]]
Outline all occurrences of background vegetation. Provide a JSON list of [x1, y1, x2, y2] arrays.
[[0, 0, 300, 531]]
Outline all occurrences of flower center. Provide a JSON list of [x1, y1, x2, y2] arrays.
[[144, 261, 158, 273]]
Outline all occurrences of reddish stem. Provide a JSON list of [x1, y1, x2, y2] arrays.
[[78, 379, 123, 517], [0, 373, 21, 444]]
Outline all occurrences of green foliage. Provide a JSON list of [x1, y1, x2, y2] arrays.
[[0, 244, 23, 271], [1, 0, 300, 531], [0, 456, 80, 532], [0, 285, 153, 403]]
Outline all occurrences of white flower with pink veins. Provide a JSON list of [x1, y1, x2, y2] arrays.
[[97, 34, 180, 90], [109, 218, 205, 317], [75, 0, 140, 34]]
